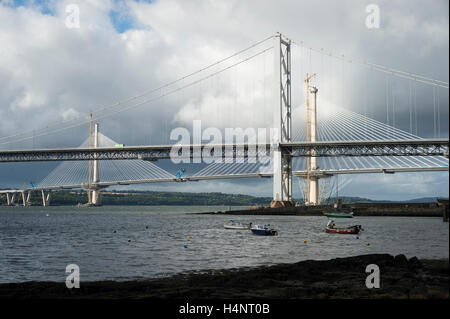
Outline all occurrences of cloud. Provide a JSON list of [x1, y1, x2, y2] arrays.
[[0, 0, 448, 200]]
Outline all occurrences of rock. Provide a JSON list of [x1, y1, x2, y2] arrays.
[[394, 254, 409, 267], [408, 256, 422, 269], [0, 254, 447, 299]]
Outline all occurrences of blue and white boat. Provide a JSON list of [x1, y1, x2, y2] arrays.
[[250, 224, 278, 236]]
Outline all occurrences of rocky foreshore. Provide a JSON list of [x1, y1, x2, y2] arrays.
[[0, 254, 448, 299]]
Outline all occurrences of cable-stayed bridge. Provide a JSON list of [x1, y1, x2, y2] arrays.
[[0, 33, 448, 207]]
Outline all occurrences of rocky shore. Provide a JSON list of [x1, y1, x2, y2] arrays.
[[0, 254, 448, 299]]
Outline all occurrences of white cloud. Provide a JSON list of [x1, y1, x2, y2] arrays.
[[0, 0, 447, 199]]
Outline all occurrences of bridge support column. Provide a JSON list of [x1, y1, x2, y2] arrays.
[[308, 86, 320, 205], [21, 191, 26, 207], [91, 123, 101, 206], [309, 177, 319, 205], [41, 190, 50, 207], [10, 193, 16, 206], [270, 33, 294, 208], [46, 192, 51, 206], [6, 193, 11, 206], [26, 191, 32, 206]]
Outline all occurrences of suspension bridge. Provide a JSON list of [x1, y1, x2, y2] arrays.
[[0, 33, 448, 207]]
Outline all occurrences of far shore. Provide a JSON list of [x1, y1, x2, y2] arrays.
[[197, 201, 449, 218]]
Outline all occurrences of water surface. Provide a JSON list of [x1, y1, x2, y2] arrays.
[[0, 205, 448, 283]]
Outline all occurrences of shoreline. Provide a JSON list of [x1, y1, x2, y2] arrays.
[[197, 202, 449, 218], [0, 254, 448, 299], [1, 201, 448, 219]]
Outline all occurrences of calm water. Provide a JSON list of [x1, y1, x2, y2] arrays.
[[0, 205, 448, 283]]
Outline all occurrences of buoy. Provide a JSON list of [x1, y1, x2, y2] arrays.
[[128, 239, 131, 242], [145, 226, 149, 229], [188, 236, 192, 239], [366, 242, 370, 246], [304, 240, 307, 244], [184, 245, 188, 248], [113, 230, 117, 233], [356, 236, 359, 239]]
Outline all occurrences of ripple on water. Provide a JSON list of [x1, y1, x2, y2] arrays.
[[0, 206, 448, 282]]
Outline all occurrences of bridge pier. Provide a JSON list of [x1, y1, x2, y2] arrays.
[[41, 190, 51, 207], [10, 192, 16, 206], [26, 191, 31, 206], [91, 187, 101, 206], [6, 193, 11, 206], [309, 177, 319, 205], [20, 191, 26, 206]]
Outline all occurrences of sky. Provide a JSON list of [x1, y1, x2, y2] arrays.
[[0, 0, 448, 200]]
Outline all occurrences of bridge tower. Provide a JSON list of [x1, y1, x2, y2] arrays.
[[91, 123, 101, 206], [271, 33, 294, 208], [309, 86, 320, 205]]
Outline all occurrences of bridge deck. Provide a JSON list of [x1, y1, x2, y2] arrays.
[[0, 139, 448, 162]]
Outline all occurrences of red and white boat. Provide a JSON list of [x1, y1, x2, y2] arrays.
[[325, 220, 361, 235]]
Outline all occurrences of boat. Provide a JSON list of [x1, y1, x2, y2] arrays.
[[223, 220, 250, 230], [325, 220, 361, 234], [323, 197, 353, 218], [250, 224, 278, 236]]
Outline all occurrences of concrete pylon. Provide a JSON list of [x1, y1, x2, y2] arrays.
[[91, 123, 101, 206], [309, 86, 319, 205], [21, 191, 26, 206], [26, 191, 31, 206], [42, 190, 46, 206], [41, 190, 50, 207], [6, 193, 11, 206]]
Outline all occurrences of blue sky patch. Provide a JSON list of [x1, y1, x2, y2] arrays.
[[108, 0, 152, 33], [1, 0, 154, 32], [109, 8, 134, 33], [109, 0, 154, 33], [2, 0, 55, 15]]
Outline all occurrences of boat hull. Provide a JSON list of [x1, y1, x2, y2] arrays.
[[251, 229, 278, 236], [325, 226, 361, 235], [323, 212, 353, 218], [224, 225, 249, 230]]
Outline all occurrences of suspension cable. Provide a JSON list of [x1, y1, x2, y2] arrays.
[[291, 39, 449, 89], [0, 35, 275, 142], [0, 46, 273, 146]]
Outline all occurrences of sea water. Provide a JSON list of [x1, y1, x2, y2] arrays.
[[0, 205, 448, 283]]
